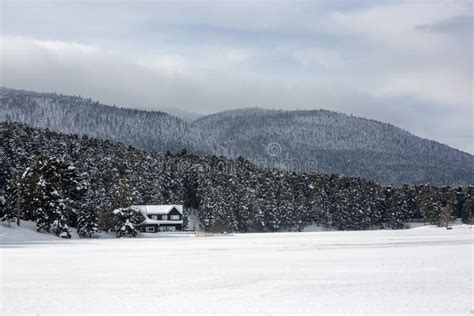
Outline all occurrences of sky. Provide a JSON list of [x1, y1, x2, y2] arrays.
[[0, 0, 472, 153]]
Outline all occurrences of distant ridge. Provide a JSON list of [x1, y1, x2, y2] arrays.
[[0, 87, 194, 153], [1, 87, 473, 186]]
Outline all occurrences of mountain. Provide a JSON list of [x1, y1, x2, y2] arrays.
[[1, 87, 473, 186], [0, 87, 196, 153], [192, 108, 474, 186]]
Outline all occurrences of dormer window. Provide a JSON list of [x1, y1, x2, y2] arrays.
[[162, 215, 168, 220]]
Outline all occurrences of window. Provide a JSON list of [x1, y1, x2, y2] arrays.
[[151, 215, 158, 220], [162, 215, 168, 220], [145, 226, 155, 233], [170, 215, 180, 220]]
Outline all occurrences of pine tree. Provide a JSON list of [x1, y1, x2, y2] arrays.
[[402, 185, 419, 222], [259, 173, 281, 232], [418, 185, 442, 225], [461, 186, 473, 224], [17, 155, 83, 234], [52, 214, 72, 238], [77, 207, 99, 238], [438, 187, 454, 228], [452, 186, 465, 219], [247, 186, 264, 232], [113, 207, 145, 237], [77, 192, 99, 238], [383, 187, 406, 229], [97, 175, 140, 232], [197, 179, 215, 231], [1, 176, 19, 225]]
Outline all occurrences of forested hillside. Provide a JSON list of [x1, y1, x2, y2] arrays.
[[1, 87, 473, 186], [192, 108, 474, 185], [1, 123, 472, 237], [0, 87, 197, 153]]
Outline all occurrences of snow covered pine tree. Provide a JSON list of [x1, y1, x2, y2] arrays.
[[113, 207, 145, 238], [76, 192, 99, 238], [15, 155, 84, 237]]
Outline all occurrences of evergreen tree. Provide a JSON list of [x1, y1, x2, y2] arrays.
[[452, 186, 465, 219], [438, 187, 454, 227], [77, 191, 100, 238], [259, 173, 281, 232], [383, 187, 406, 229], [1, 176, 19, 225], [52, 214, 72, 238], [113, 207, 145, 238], [17, 155, 83, 234], [77, 207, 99, 238], [461, 186, 473, 224]]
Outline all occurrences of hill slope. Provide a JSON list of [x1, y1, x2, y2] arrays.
[[0, 87, 196, 153], [1, 87, 472, 186], [192, 108, 474, 185]]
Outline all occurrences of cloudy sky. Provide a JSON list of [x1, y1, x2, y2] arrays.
[[1, 0, 472, 153]]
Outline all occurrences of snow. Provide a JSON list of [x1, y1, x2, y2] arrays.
[[112, 207, 135, 215], [0, 221, 115, 242], [132, 204, 183, 215], [1, 224, 473, 314]]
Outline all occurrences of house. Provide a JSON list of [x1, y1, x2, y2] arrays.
[[132, 205, 184, 233]]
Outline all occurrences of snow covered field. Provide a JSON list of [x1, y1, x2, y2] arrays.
[[1, 224, 473, 314]]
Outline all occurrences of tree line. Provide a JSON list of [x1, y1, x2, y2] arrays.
[[1, 122, 472, 237]]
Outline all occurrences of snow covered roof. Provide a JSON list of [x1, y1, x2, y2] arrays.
[[132, 205, 183, 216]]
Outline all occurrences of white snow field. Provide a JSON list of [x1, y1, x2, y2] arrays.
[[1, 224, 473, 315]]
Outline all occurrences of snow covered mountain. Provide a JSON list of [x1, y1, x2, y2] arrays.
[[192, 108, 474, 186], [0, 87, 196, 153], [1, 87, 473, 186]]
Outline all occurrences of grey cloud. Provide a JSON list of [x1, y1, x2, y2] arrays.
[[415, 15, 473, 36]]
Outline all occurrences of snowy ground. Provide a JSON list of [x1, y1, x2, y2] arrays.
[[1, 223, 473, 314]]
